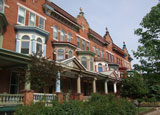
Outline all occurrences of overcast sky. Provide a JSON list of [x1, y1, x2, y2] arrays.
[[51, 0, 158, 66]]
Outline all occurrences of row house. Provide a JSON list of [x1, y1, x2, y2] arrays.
[[0, 0, 132, 113]]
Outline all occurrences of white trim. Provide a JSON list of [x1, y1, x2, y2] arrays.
[[76, 34, 90, 42], [106, 50, 114, 55], [17, 2, 46, 20], [4, 4, 9, 8], [17, 6, 26, 26], [29, 12, 36, 27]]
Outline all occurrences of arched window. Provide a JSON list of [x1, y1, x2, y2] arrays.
[[53, 26, 58, 40], [58, 49, 64, 60], [36, 38, 42, 55], [81, 57, 87, 69], [21, 35, 30, 54], [98, 63, 103, 72], [60, 30, 65, 41], [0, 0, 4, 13], [68, 50, 73, 58], [90, 57, 93, 71], [67, 33, 71, 42]]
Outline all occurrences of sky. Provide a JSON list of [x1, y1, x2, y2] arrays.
[[51, 0, 158, 66]]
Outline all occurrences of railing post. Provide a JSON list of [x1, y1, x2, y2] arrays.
[[23, 90, 34, 106], [56, 92, 63, 104]]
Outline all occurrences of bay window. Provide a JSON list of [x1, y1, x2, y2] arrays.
[[21, 35, 30, 54], [58, 49, 64, 60], [36, 38, 42, 55], [81, 57, 87, 69], [18, 6, 26, 25]]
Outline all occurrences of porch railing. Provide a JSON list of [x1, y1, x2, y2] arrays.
[[0, 94, 24, 106], [33, 93, 57, 103]]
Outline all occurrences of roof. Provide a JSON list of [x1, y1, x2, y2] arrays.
[[88, 28, 107, 44], [46, 1, 79, 25], [112, 43, 126, 56]]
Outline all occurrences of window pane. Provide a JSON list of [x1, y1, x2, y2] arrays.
[[22, 35, 30, 40], [87, 42, 90, 51], [18, 7, 25, 24], [36, 43, 42, 54], [0, 0, 4, 13], [29, 12, 36, 26], [69, 50, 73, 58], [98, 63, 102, 72], [67, 33, 71, 42], [53, 26, 58, 40], [81, 57, 87, 69], [82, 39, 85, 50], [98, 48, 100, 57], [60, 30, 65, 41], [77, 37, 80, 48], [39, 17, 44, 29], [58, 49, 64, 60], [22, 42, 29, 48]]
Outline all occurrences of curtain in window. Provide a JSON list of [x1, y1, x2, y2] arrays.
[[60, 30, 65, 41], [53, 26, 58, 40]]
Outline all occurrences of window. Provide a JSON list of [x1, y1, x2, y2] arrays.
[[82, 39, 85, 50], [29, 12, 36, 26], [94, 46, 96, 54], [57, 49, 64, 60], [87, 42, 90, 51], [53, 26, 58, 40], [39, 17, 45, 29], [68, 50, 73, 58], [10, 72, 19, 94], [0, 0, 4, 13], [112, 55, 114, 63], [18, 6, 26, 25], [90, 57, 93, 71], [101, 50, 104, 58], [36, 38, 42, 55], [81, 57, 87, 69], [77, 37, 80, 48], [109, 54, 111, 62], [60, 30, 65, 41], [98, 63, 103, 72], [106, 52, 109, 61], [105, 64, 107, 71], [21, 35, 30, 54], [98, 48, 100, 57], [67, 33, 71, 42]]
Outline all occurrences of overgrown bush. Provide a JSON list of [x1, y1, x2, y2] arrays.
[[15, 93, 136, 115]]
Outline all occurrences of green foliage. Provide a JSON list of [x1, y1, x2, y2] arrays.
[[133, 2, 160, 74], [26, 53, 61, 90], [15, 93, 136, 115], [120, 73, 148, 99]]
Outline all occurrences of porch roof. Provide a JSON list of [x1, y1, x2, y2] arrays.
[[0, 48, 31, 68]]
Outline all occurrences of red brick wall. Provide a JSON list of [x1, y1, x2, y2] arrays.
[[3, 0, 132, 70], [0, 70, 10, 93]]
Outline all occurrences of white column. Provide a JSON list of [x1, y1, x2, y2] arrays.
[[113, 82, 117, 94], [93, 78, 97, 93], [56, 71, 61, 92], [77, 75, 81, 94], [104, 80, 108, 94]]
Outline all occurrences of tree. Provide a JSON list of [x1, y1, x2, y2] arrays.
[[26, 53, 61, 91], [133, 2, 160, 74], [120, 72, 148, 99]]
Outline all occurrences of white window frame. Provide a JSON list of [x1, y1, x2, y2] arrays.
[[29, 12, 36, 27], [39, 17, 45, 30], [57, 49, 65, 60], [17, 6, 26, 25], [36, 38, 43, 55], [67, 32, 71, 42], [60, 30, 65, 41], [20, 35, 31, 54]]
